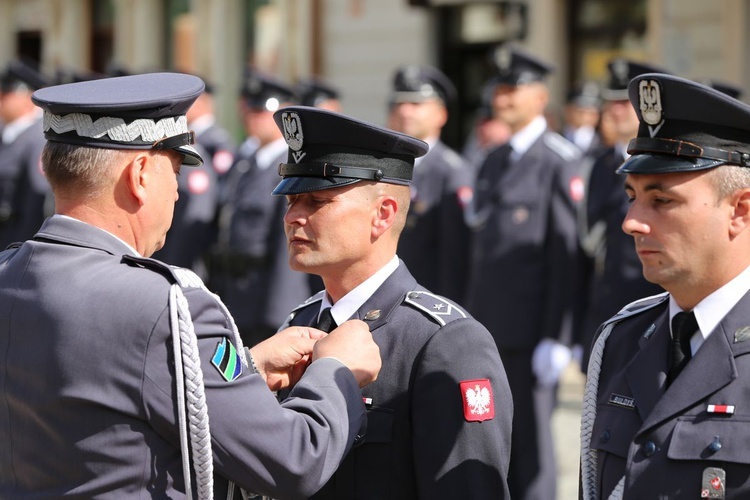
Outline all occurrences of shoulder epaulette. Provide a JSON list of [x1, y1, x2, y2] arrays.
[[280, 291, 325, 327], [122, 254, 204, 289], [403, 290, 468, 326], [601, 291, 669, 328], [544, 132, 580, 161]]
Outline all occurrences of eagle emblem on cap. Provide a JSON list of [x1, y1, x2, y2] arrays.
[[494, 46, 512, 73], [281, 111, 304, 152], [638, 79, 664, 136], [612, 59, 630, 87]]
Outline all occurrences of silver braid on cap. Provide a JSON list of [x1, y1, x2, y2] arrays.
[[580, 320, 625, 500], [43, 111, 188, 143]]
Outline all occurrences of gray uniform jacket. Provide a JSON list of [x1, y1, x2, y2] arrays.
[[397, 140, 473, 302], [466, 131, 581, 350], [0, 216, 365, 499], [286, 262, 513, 499], [0, 118, 50, 249], [582, 291, 750, 499]]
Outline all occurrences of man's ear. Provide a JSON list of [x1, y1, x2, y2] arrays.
[[729, 188, 750, 238], [124, 153, 150, 207], [372, 195, 399, 238]]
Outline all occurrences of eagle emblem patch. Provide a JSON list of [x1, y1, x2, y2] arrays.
[[460, 379, 495, 422], [638, 79, 664, 137], [281, 111, 304, 152]]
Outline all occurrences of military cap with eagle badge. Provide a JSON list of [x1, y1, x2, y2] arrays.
[[619, 73, 750, 174]]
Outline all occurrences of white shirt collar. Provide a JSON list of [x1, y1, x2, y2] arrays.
[[319, 255, 400, 325], [189, 114, 216, 137], [1, 110, 42, 144], [509, 115, 547, 158], [669, 263, 750, 354], [255, 137, 288, 171], [414, 137, 437, 167], [53, 214, 141, 256]]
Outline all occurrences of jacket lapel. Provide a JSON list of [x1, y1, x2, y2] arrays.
[[353, 261, 417, 332], [624, 310, 670, 423], [636, 292, 750, 435]]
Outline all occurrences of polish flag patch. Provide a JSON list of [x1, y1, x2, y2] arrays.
[[569, 176, 585, 203], [460, 379, 494, 422], [188, 170, 210, 194]]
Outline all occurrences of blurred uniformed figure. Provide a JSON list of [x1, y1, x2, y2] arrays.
[[154, 79, 233, 275], [388, 65, 473, 301], [462, 80, 513, 175], [580, 73, 750, 500], [208, 70, 311, 348], [700, 79, 744, 100], [0, 59, 52, 249], [275, 105, 513, 499], [295, 76, 342, 112], [563, 81, 604, 159], [0, 72, 382, 498], [574, 60, 667, 372], [465, 45, 582, 500]]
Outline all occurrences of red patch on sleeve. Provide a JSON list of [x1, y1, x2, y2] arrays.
[[188, 170, 210, 194], [460, 379, 494, 422], [569, 176, 585, 203]]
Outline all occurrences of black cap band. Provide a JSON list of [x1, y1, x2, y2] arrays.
[[628, 137, 750, 167], [279, 162, 410, 184]]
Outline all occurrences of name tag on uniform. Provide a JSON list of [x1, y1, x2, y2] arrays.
[[608, 393, 635, 409]]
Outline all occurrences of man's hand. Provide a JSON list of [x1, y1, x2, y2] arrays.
[[249, 326, 327, 391], [313, 320, 381, 388]]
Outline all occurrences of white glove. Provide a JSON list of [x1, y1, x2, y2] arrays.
[[532, 338, 572, 388]]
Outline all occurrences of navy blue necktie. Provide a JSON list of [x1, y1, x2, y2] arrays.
[[668, 311, 697, 385], [316, 307, 337, 333]]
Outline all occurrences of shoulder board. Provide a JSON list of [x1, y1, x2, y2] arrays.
[[280, 291, 325, 328], [443, 148, 465, 169], [543, 132, 580, 161], [403, 290, 468, 326], [290, 290, 325, 314], [121, 254, 204, 289], [601, 291, 669, 328]]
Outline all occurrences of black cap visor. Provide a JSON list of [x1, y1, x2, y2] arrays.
[[272, 176, 362, 195], [617, 153, 725, 174]]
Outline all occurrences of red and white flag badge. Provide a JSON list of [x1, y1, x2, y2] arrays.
[[188, 170, 210, 194], [569, 176, 585, 203], [460, 379, 494, 422]]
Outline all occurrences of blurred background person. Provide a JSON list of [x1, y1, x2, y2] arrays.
[[462, 79, 513, 175], [153, 78, 232, 276], [208, 70, 311, 348], [562, 80, 603, 160], [0, 58, 51, 249], [295, 76, 342, 112], [388, 64, 473, 301], [574, 59, 668, 371], [465, 45, 582, 500]]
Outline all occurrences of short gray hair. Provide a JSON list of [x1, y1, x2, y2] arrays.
[[42, 142, 127, 197], [708, 165, 750, 202]]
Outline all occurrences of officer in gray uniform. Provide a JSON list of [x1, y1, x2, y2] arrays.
[[274, 106, 513, 499], [388, 65, 474, 301], [465, 45, 582, 500], [0, 59, 52, 249], [0, 72, 382, 499], [580, 73, 750, 500], [208, 71, 311, 347]]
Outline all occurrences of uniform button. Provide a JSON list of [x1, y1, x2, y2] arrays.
[[643, 441, 657, 457], [709, 436, 722, 453], [599, 430, 610, 443], [408, 292, 420, 299], [354, 434, 363, 444]]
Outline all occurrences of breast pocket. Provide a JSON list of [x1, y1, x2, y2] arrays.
[[591, 404, 642, 459], [668, 416, 750, 464]]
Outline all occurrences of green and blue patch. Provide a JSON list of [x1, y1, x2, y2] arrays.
[[211, 338, 242, 382]]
